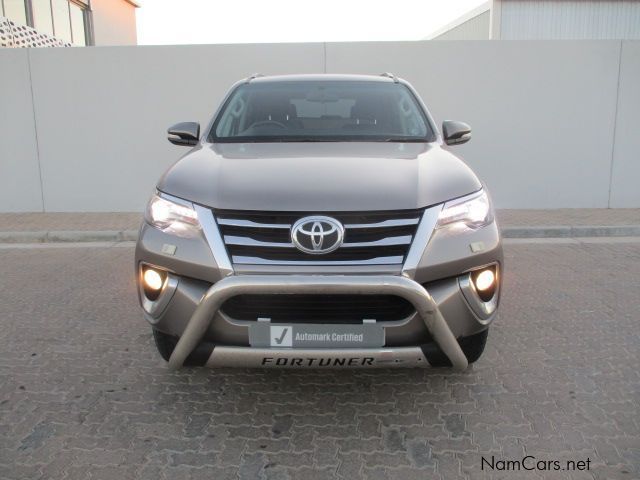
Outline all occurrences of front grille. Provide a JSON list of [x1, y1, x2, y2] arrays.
[[215, 209, 423, 265], [221, 294, 416, 323]]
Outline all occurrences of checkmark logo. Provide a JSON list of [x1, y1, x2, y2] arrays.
[[275, 328, 288, 344], [270, 326, 292, 347]]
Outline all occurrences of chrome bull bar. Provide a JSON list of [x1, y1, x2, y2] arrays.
[[167, 275, 469, 370]]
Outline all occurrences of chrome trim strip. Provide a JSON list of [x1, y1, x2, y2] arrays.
[[206, 346, 429, 368], [217, 218, 291, 229], [194, 205, 234, 277], [344, 218, 420, 229], [218, 217, 420, 230], [402, 204, 442, 278], [223, 235, 412, 249], [231, 255, 405, 266], [156, 190, 194, 208], [224, 236, 294, 248], [168, 275, 468, 371], [342, 235, 412, 248]]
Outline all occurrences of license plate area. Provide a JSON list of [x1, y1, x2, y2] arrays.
[[249, 322, 385, 348]]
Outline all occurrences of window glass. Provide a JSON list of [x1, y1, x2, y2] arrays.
[[291, 98, 356, 118], [32, 0, 54, 35], [4, 0, 27, 26], [212, 81, 432, 143], [52, 0, 71, 42], [69, 1, 85, 45]]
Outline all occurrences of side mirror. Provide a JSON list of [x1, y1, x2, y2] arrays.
[[442, 120, 471, 146], [167, 122, 200, 146]]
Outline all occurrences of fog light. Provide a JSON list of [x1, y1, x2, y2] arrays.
[[470, 265, 498, 302], [474, 269, 495, 292], [143, 268, 164, 291], [141, 266, 167, 301]]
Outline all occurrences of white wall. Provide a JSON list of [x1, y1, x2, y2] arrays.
[[1, 40, 638, 212], [24, 43, 324, 212], [609, 41, 640, 207], [0, 49, 42, 211], [326, 40, 623, 209]]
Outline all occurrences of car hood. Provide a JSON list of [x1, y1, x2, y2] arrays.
[[157, 142, 481, 211]]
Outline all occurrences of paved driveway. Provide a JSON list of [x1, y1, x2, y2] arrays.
[[0, 240, 638, 479]]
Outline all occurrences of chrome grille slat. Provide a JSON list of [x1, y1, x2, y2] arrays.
[[232, 255, 405, 266], [341, 235, 413, 248], [344, 218, 420, 228], [215, 209, 423, 266], [224, 235, 413, 249], [218, 217, 419, 229], [217, 218, 291, 229], [224, 236, 294, 248]]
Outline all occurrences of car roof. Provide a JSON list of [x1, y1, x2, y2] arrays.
[[248, 74, 398, 83]]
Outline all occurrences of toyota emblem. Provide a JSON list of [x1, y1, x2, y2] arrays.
[[291, 216, 344, 254]]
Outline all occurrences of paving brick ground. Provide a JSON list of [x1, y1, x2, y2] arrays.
[[0, 240, 638, 479], [1, 209, 639, 233], [0, 213, 142, 232], [496, 209, 640, 227]]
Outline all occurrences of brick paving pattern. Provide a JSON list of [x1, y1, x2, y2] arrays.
[[0, 241, 638, 479], [496, 209, 640, 227], [0, 213, 142, 232]]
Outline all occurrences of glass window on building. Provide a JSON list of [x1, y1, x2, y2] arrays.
[[3, 0, 28, 26], [52, 0, 72, 43], [69, 1, 86, 46], [32, 0, 54, 35], [2, 0, 88, 45]]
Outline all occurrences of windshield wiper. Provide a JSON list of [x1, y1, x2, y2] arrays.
[[383, 137, 427, 142], [269, 137, 343, 142]]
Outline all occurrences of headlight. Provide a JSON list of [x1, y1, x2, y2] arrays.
[[145, 193, 201, 237], [436, 189, 493, 230]]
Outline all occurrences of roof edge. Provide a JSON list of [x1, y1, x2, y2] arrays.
[[424, 1, 491, 40]]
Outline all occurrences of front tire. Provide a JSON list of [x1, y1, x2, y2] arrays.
[[151, 328, 214, 366], [152, 328, 177, 362], [459, 328, 488, 363], [421, 328, 489, 367]]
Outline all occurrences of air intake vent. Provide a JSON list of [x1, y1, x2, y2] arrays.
[[221, 294, 416, 323]]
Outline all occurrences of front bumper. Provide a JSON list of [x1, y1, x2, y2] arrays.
[[136, 201, 503, 370], [167, 274, 470, 370]]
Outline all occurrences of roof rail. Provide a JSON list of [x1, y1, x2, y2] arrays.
[[245, 73, 264, 83], [380, 72, 399, 83]]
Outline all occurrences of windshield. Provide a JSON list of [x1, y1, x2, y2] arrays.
[[210, 80, 434, 143]]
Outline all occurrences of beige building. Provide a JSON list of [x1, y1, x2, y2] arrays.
[[0, 0, 138, 47]]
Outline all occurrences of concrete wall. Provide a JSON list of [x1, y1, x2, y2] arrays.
[[0, 49, 42, 211], [91, 0, 137, 45], [0, 40, 638, 212], [609, 41, 640, 207]]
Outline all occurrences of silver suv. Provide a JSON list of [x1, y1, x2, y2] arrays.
[[135, 74, 502, 370]]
